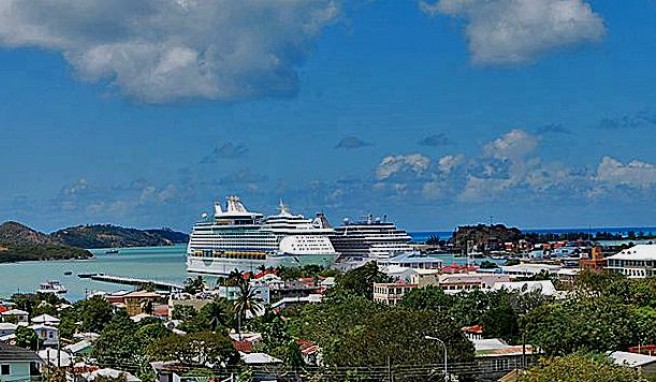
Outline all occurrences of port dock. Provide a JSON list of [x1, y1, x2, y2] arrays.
[[80, 273, 184, 291]]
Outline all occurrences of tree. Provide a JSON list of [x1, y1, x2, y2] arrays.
[[172, 305, 197, 321], [401, 286, 453, 312], [183, 276, 206, 294], [93, 310, 142, 368], [199, 300, 232, 331], [148, 331, 239, 367], [233, 281, 263, 335], [519, 354, 648, 382], [79, 295, 114, 333], [328, 308, 475, 367], [334, 261, 393, 299], [15, 326, 39, 350], [135, 322, 170, 343]]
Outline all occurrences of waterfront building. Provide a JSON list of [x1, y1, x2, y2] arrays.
[[373, 282, 419, 306], [375, 251, 443, 270], [606, 244, 656, 278]]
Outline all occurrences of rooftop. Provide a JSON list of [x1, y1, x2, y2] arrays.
[[609, 351, 656, 367], [0, 342, 42, 363], [608, 245, 656, 261]]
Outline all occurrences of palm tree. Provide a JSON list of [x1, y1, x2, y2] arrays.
[[257, 264, 267, 274], [141, 299, 154, 315], [203, 300, 229, 331], [233, 280, 263, 338], [226, 268, 243, 287]]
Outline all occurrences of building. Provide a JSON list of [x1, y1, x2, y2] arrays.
[[30, 314, 60, 326], [1, 310, 29, 324], [492, 280, 557, 297], [105, 290, 166, 316], [0, 323, 17, 338], [438, 274, 511, 294], [29, 324, 59, 347], [472, 338, 537, 377], [373, 282, 419, 306], [606, 245, 656, 278], [499, 263, 561, 278], [609, 351, 656, 376], [376, 252, 443, 270], [0, 342, 42, 382]]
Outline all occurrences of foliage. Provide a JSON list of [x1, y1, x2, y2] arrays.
[[328, 308, 475, 367], [276, 264, 341, 280], [79, 295, 114, 333], [199, 300, 233, 331], [93, 310, 142, 368], [334, 262, 393, 299], [15, 325, 39, 350], [519, 354, 648, 382], [10, 293, 65, 316], [172, 305, 197, 321], [0, 243, 92, 263], [401, 286, 453, 312], [183, 276, 206, 294], [233, 281, 263, 334], [50, 224, 187, 249], [147, 331, 239, 367]]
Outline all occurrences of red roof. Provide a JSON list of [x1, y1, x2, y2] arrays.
[[462, 325, 484, 334], [441, 264, 478, 274], [232, 340, 253, 353], [0, 306, 9, 314]]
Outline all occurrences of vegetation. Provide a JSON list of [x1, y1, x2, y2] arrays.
[[519, 354, 651, 382], [0, 221, 92, 263], [50, 224, 188, 248], [333, 261, 393, 299]]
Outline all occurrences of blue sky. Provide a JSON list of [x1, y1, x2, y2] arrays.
[[1, 0, 656, 232]]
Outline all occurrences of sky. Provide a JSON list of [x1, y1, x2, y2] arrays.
[[1, 0, 656, 233]]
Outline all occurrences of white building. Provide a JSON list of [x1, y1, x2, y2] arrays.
[[30, 324, 59, 347], [606, 245, 656, 278], [492, 280, 557, 296], [1, 342, 43, 382], [1, 309, 29, 324], [0, 323, 17, 338]]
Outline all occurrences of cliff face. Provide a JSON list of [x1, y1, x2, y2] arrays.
[[50, 224, 189, 249]]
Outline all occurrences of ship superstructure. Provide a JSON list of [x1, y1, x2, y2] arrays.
[[186, 196, 337, 275]]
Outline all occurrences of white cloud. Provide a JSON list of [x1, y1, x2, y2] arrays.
[[421, 0, 605, 64], [483, 128, 538, 160], [437, 154, 465, 174], [595, 156, 656, 189], [0, 0, 340, 103], [376, 154, 431, 180]]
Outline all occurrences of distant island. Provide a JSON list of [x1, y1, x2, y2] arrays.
[[0, 221, 92, 263], [51, 224, 189, 249], [0, 221, 190, 263]]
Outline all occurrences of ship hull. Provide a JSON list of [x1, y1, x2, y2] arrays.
[[186, 253, 337, 275]]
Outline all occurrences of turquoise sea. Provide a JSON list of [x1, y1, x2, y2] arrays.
[[2, 227, 654, 302]]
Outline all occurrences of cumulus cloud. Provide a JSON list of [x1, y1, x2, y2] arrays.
[[335, 136, 371, 150], [376, 154, 431, 180], [483, 129, 538, 160], [595, 156, 656, 189], [201, 143, 248, 162], [418, 133, 451, 147], [421, 0, 605, 64], [0, 0, 340, 103]]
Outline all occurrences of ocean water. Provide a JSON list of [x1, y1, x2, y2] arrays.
[[2, 227, 654, 302], [0, 244, 196, 301]]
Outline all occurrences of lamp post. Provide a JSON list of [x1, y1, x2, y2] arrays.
[[425, 335, 448, 382]]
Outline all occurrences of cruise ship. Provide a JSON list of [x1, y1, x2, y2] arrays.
[[330, 214, 413, 262], [186, 196, 338, 275]]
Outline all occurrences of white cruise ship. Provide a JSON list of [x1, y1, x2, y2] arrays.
[[186, 196, 338, 275], [329, 214, 413, 262]]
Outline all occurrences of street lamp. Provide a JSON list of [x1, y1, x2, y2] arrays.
[[425, 335, 448, 382]]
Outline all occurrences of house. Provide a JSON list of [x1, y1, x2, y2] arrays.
[[29, 324, 59, 347], [1, 310, 29, 324], [609, 351, 656, 376], [373, 282, 419, 306], [491, 280, 557, 296], [30, 314, 60, 326], [606, 245, 656, 278], [106, 290, 165, 316], [376, 251, 443, 270], [38, 349, 73, 367], [297, 339, 322, 366], [239, 352, 282, 365], [472, 338, 537, 377], [499, 263, 561, 278], [0, 342, 43, 382], [462, 325, 484, 340], [0, 323, 17, 338], [64, 340, 94, 361], [81, 368, 141, 382]]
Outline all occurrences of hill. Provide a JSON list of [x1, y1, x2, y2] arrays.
[[0, 221, 92, 263], [51, 224, 189, 249]]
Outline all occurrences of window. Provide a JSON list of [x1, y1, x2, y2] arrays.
[[1, 365, 10, 375]]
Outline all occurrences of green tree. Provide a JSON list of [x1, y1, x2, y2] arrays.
[[334, 261, 393, 299], [233, 281, 263, 335], [401, 286, 453, 312], [148, 331, 239, 367], [15, 326, 39, 350], [519, 354, 648, 382], [171, 305, 197, 321], [94, 310, 142, 368], [199, 300, 232, 331], [329, 308, 475, 367], [79, 295, 114, 333], [183, 276, 206, 294]]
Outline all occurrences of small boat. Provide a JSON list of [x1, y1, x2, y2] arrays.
[[105, 249, 120, 254], [36, 280, 67, 294], [64, 271, 73, 276]]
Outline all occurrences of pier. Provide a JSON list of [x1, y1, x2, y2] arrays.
[[81, 273, 184, 291]]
